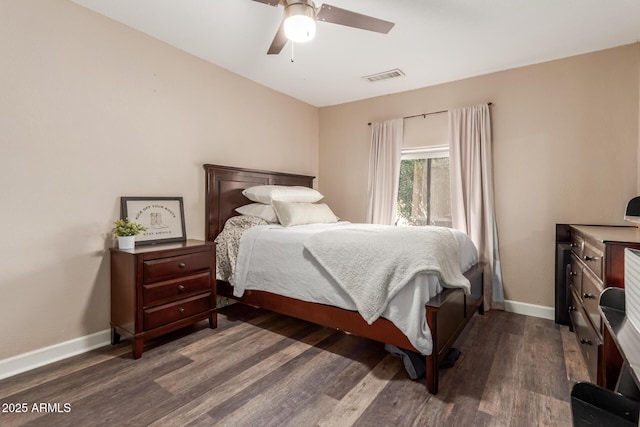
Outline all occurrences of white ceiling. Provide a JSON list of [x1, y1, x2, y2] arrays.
[[72, 0, 640, 107]]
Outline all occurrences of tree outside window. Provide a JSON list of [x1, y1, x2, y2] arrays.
[[396, 147, 451, 227]]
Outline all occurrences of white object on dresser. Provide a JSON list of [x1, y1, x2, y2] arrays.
[[624, 248, 640, 332]]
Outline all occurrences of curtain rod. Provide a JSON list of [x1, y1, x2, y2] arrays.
[[367, 102, 493, 125]]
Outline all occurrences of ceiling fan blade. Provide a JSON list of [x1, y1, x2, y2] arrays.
[[316, 4, 394, 34], [267, 20, 288, 55], [252, 0, 280, 6]]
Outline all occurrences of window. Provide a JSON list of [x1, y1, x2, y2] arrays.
[[396, 146, 452, 227]]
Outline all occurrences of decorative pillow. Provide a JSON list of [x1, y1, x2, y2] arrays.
[[242, 185, 323, 204], [272, 200, 338, 227], [235, 203, 279, 223], [215, 215, 269, 284]]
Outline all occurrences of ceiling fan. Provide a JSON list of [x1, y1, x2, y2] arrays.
[[252, 0, 395, 55]]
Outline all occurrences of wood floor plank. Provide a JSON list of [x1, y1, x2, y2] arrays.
[[467, 409, 503, 427], [0, 342, 131, 400], [509, 388, 572, 427], [352, 367, 432, 427], [206, 332, 368, 426], [22, 380, 173, 427], [316, 354, 402, 427], [414, 312, 518, 426], [143, 327, 336, 427], [560, 324, 591, 384], [321, 337, 387, 400], [1, 352, 192, 426], [283, 394, 340, 427], [478, 315, 525, 416], [175, 311, 280, 360], [478, 333, 522, 417], [156, 318, 316, 394], [184, 414, 218, 427], [520, 316, 570, 401]]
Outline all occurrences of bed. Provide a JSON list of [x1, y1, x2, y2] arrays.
[[204, 163, 484, 394]]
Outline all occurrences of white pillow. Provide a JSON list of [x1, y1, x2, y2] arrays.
[[242, 185, 323, 204], [272, 200, 338, 227], [235, 203, 279, 223]]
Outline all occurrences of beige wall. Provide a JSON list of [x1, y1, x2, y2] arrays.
[[319, 44, 640, 308], [0, 0, 318, 359], [403, 113, 448, 149]]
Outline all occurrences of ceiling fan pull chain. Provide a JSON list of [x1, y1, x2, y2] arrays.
[[291, 42, 294, 63]]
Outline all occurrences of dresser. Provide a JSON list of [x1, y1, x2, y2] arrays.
[[556, 224, 640, 387], [571, 287, 640, 426], [110, 239, 216, 358]]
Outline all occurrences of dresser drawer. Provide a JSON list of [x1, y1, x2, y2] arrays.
[[143, 251, 211, 283], [569, 290, 601, 382], [144, 293, 211, 330], [581, 269, 603, 332], [569, 255, 583, 292], [582, 241, 604, 280], [570, 233, 584, 259], [143, 272, 211, 306]]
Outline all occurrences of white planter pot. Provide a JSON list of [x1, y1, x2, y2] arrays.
[[117, 235, 135, 250]]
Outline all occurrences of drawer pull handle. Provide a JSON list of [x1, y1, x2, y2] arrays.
[[579, 338, 593, 346], [582, 293, 596, 300], [569, 271, 577, 277], [583, 255, 599, 262], [178, 285, 185, 292], [569, 306, 576, 311], [178, 263, 186, 269], [178, 307, 185, 314]]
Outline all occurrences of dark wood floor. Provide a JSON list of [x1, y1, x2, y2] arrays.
[[0, 305, 589, 427]]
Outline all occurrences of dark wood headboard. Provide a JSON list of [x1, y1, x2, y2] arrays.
[[203, 164, 315, 241]]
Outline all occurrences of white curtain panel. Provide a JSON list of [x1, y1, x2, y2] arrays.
[[449, 104, 505, 310], [366, 118, 404, 225]]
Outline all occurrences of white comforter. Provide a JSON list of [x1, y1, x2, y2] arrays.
[[305, 224, 471, 324], [233, 222, 478, 355]]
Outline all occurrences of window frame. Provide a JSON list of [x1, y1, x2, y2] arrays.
[[401, 145, 449, 160]]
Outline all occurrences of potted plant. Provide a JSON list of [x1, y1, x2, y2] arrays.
[[112, 218, 147, 249]]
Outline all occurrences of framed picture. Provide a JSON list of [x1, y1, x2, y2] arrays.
[[121, 197, 186, 245]]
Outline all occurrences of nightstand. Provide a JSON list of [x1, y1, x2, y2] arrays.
[[110, 239, 216, 358]]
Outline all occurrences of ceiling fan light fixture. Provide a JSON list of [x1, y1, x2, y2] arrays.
[[283, 2, 316, 43]]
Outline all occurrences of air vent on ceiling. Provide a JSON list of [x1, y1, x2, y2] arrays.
[[362, 68, 405, 82]]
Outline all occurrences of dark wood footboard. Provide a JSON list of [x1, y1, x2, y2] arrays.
[[425, 262, 484, 393]]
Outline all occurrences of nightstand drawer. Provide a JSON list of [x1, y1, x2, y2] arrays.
[[144, 293, 211, 330], [143, 272, 211, 306], [143, 251, 211, 283]]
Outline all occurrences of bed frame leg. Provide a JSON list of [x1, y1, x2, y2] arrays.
[[425, 305, 439, 394], [426, 354, 438, 394]]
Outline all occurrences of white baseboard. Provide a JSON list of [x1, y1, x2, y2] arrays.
[[503, 300, 555, 320], [0, 329, 111, 381]]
